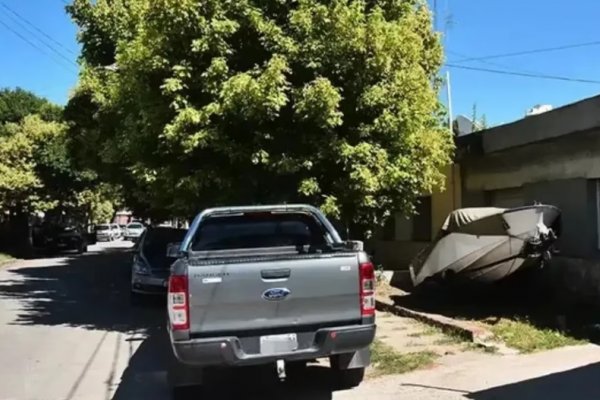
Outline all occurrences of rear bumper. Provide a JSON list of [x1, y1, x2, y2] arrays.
[[170, 324, 376, 368]]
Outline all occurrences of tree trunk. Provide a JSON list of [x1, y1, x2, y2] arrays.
[[8, 208, 32, 258]]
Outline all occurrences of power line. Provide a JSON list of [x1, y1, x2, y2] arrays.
[[1, 2, 76, 56], [447, 50, 547, 77], [0, 3, 76, 66], [452, 40, 600, 63], [445, 63, 600, 85], [0, 17, 76, 72]]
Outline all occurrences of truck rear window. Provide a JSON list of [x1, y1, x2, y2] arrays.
[[190, 212, 328, 251]]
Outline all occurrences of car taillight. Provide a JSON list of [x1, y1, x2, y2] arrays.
[[168, 274, 189, 330], [360, 261, 375, 317]]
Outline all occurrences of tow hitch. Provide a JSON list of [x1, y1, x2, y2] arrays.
[[276, 359, 286, 380]]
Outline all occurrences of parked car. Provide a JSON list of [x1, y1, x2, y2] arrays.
[[95, 224, 115, 241], [124, 222, 145, 242], [111, 224, 122, 239], [41, 224, 88, 254], [130, 226, 187, 303], [165, 204, 376, 397]]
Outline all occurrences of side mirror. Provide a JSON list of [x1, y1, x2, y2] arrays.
[[166, 242, 182, 258]]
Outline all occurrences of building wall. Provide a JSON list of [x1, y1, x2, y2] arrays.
[[371, 163, 461, 270], [463, 128, 600, 192], [459, 126, 600, 306], [461, 129, 600, 259], [431, 164, 461, 234], [483, 94, 600, 153], [524, 179, 597, 258]]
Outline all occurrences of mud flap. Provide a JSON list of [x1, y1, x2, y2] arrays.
[[167, 350, 205, 388], [330, 347, 370, 370]]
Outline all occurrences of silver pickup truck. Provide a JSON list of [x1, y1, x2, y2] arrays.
[[165, 204, 376, 396]]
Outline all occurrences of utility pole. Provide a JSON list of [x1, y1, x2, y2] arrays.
[[446, 70, 453, 131], [433, 0, 438, 31]]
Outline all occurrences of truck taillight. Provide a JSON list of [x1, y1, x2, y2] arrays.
[[168, 274, 189, 331], [359, 261, 375, 317]]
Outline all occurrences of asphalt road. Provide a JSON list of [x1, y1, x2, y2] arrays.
[[0, 242, 373, 400], [1, 242, 600, 400]]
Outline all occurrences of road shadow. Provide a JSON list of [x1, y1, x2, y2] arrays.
[[0, 244, 163, 332], [467, 361, 600, 400], [0, 246, 343, 399], [111, 326, 338, 399]]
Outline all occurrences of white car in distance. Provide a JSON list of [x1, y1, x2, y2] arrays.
[[124, 222, 145, 242]]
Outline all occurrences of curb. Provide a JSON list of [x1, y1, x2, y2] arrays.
[[376, 297, 496, 345], [0, 255, 20, 269], [0, 260, 16, 269]]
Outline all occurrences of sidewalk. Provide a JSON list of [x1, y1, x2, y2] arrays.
[[339, 344, 600, 399]]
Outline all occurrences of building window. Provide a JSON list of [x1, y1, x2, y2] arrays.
[[412, 196, 432, 242]]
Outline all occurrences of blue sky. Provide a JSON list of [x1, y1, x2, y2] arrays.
[[1, 1, 600, 126], [0, 0, 79, 104], [437, 0, 600, 125]]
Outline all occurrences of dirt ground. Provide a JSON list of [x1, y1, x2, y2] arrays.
[[376, 311, 470, 356]]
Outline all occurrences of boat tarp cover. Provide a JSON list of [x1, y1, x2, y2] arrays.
[[441, 207, 506, 233], [410, 205, 561, 286]]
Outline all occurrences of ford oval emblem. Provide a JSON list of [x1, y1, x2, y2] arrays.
[[262, 288, 291, 301]]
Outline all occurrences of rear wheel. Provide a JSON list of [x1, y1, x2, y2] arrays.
[[167, 352, 204, 399], [129, 291, 145, 306], [171, 386, 197, 400], [332, 367, 365, 389]]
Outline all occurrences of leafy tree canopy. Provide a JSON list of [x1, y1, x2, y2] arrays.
[[0, 88, 121, 227], [0, 87, 62, 124], [67, 0, 453, 232], [0, 115, 66, 212]]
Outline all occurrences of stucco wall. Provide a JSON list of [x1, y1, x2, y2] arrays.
[[483, 94, 600, 153], [463, 128, 600, 192], [371, 163, 462, 271], [461, 126, 600, 259], [431, 164, 461, 234], [524, 179, 597, 258]]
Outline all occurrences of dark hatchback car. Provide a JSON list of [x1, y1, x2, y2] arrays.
[[130, 226, 187, 304], [34, 224, 88, 255]]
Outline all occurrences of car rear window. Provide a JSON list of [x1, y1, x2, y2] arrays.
[[96, 225, 110, 231], [190, 212, 328, 251], [127, 223, 143, 229], [142, 228, 187, 258]]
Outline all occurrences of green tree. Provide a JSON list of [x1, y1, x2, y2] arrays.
[[0, 87, 62, 123], [0, 115, 65, 212], [67, 0, 453, 234], [0, 88, 123, 253]]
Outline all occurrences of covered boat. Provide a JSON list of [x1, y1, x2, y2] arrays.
[[409, 205, 561, 287]]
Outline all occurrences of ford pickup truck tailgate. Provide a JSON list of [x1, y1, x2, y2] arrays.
[[187, 253, 361, 334]]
